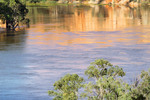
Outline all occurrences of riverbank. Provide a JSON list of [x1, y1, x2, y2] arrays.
[[26, 2, 150, 10], [26, 1, 150, 7]]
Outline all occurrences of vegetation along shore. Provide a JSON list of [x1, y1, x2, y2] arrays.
[[19, 0, 150, 7]]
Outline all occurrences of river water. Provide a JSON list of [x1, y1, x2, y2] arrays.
[[0, 5, 150, 100]]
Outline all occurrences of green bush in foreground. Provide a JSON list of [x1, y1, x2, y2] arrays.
[[48, 59, 150, 100], [48, 74, 84, 100]]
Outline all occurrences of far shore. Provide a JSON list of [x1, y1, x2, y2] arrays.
[[25, 1, 150, 7]]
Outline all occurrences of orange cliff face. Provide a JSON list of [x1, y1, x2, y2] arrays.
[[105, 0, 113, 4], [99, 0, 121, 4]]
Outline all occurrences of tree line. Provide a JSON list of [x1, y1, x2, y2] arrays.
[[25, 0, 150, 5]]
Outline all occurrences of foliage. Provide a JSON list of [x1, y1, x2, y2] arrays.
[[129, 69, 150, 100], [48, 74, 84, 100], [0, 0, 29, 30], [82, 59, 126, 100], [85, 59, 125, 80], [27, 0, 41, 3], [26, 0, 54, 3], [48, 59, 150, 100]]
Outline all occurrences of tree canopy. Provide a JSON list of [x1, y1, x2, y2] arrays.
[[48, 59, 150, 100], [48, 74, 84, 100], [0, 0, 29, 30]]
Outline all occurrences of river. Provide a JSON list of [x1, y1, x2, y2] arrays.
[[0, 5, 150, 100]]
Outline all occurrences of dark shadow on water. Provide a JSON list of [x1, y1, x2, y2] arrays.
[[0, 29, 27, 51]]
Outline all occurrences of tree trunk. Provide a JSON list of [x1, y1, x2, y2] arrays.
[[6, 20, 10, 30]]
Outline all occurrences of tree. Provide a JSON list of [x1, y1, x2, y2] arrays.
[[48, 74, 84, 100], [129, 69, 150, 100], [0, 0, 29, 30], [82, 59, 127, 100], [27, 0, 40, 3], [48, 59, 150, 100], [84, 59, 125, 80]]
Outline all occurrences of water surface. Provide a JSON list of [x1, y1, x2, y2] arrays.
[[0, 5, 150, 100]]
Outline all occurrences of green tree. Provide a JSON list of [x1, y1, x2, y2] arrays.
[[0, 0, 29, 30], [48, 74, 84, 100], [48, 59, 150, 100], [129, 69, 150, 100], [84, 59, 125, 80], [82, 59, 127, 100], [27, 0, 40, 3]]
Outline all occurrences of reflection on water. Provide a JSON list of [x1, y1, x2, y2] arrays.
[[0, 30, 27, 50], [0, 5, 150, 100], [27, 5, 150, 48], [28, 5, 150, 32]]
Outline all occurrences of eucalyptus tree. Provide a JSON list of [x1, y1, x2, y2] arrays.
[[48, 74, 84, 100], [129, 69, 150, 100], [81, 59, 128, 100]]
